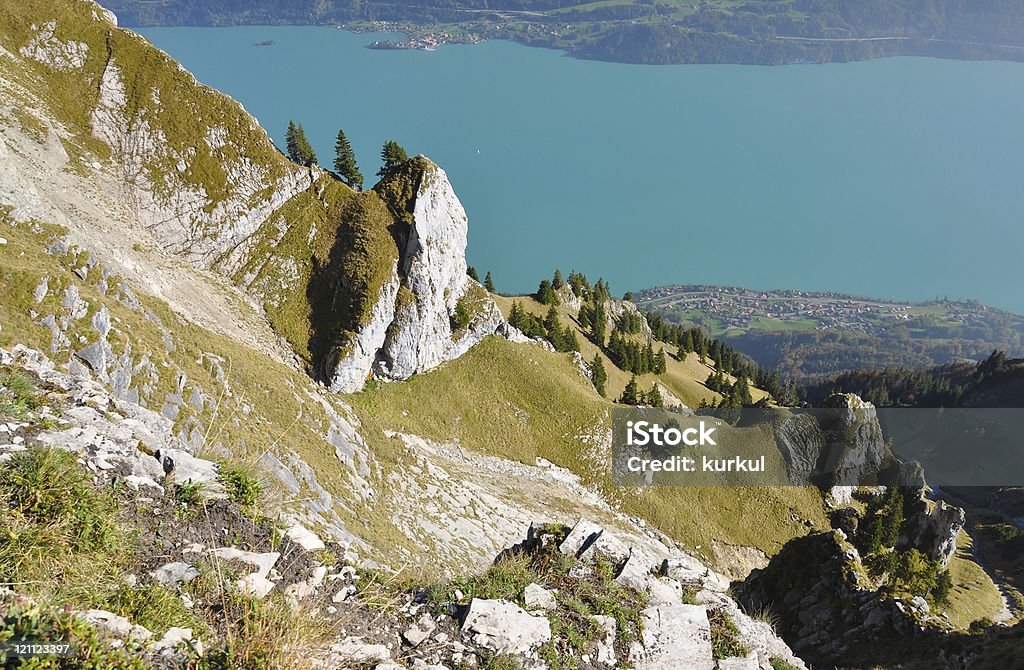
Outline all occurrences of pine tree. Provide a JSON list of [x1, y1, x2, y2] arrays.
[[509, 301, 524, 327], [564, 329, 580, 353], [552, 269, 564, 289], [655, 348, 667, 375], [537, 279, 560, 306], [678, 330, 693, 358], [333, 128, 363, 189], [291, 123, 317, 167], [377, 140, 409, 176], [285, 121, 299, 163], [591, 354, 607, 397], [619, 375, 639, 405], [543, 304, 566, 350], [467, 266, 480, 282], [645, 384, 663, 408], [484, 272, 496, 292], [591, 300, 606, 345], [734, 375, 753, 406]]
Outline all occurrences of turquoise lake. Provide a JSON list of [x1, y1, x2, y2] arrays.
[[141, 27, 1024, 313]]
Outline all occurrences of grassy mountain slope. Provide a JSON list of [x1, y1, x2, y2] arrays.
[[351, 333, 829, 565], [492, 293, 770, 408], [0, 0, 411, 381]]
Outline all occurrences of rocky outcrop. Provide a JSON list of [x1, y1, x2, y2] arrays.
[[532, 519, 807, 670], [774, 393, 889, 487], [740, 531, 887, 664], [328, 160, 513, 392], [87, 26, 315, 269], [899, 494, 965, 568], [4, 3, 517, 395]]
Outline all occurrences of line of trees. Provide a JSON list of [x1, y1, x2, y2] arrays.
[[619, 375, 663, 408], [507, 302, 580, 354], [283, 121, 408, 189], [525, 267, 800, 406], [645, 311, 788, 402]]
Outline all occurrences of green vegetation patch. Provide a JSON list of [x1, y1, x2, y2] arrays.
[[0, 598, 150, 669], [0, 446, 136, 605], [0, 367, 43, 420], [418, 533, 646, 666], [709, 608, 749, 660], [307, 189, 400, 369], [217, 462, 264, 515]]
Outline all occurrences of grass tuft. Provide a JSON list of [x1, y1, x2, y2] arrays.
[[0, 367, 42, 420], [0, 447, 134, 603], [217, 462, 263, 515], [708, 608, 749, 660]]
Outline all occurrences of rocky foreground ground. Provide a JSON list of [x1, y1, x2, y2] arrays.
[[0, 343, 805, 669]]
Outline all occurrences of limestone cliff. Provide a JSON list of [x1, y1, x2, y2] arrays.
[[325, 159, 510, 391], [774, 393, 890, 488]]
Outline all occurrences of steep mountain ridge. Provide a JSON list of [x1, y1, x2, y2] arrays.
[[0, 0, 511, 392]]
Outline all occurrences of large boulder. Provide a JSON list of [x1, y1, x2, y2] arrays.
[[461, 598, 551, 655], [633, 604, 715, 670]]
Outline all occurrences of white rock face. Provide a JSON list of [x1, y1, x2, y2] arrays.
[[89, 53, 314, 271], [636, 604, 715, 670], [461, 598, 552, 654], [327, 269, 400, 393], [19, 21, 89, 71], [330, 162, 512, 391]]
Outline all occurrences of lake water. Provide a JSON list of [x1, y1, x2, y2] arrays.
[[141, 27, 1024, 313]]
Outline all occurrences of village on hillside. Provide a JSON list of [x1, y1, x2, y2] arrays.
[[636, 285, 1006, 336]]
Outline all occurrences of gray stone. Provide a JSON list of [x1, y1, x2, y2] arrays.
[[461, 598, 551, 655], [592, 615, 617, 665], [156, 448, 219, 486], [286, 523, 325, 552], [151, 562, 200, 586], [523, 583, 557, 611], [559, 518, 630, 564], [329, 638, 391, 663], [236, 573, 275, 599], [74, 342, 107, 373], [638, 604, 714, 670], [79, 609, 152, 643], [716, 655, 759, 670], [617, 553, 683, 605], [662, 555, 731, 592], [153, 627, 201, 655], [402, 625, 431, 647], [210, 548, 280, 576]]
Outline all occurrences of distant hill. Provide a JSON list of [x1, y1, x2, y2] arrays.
[[637, 285, 1024, 381], [103, 0, 1024, 65]]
